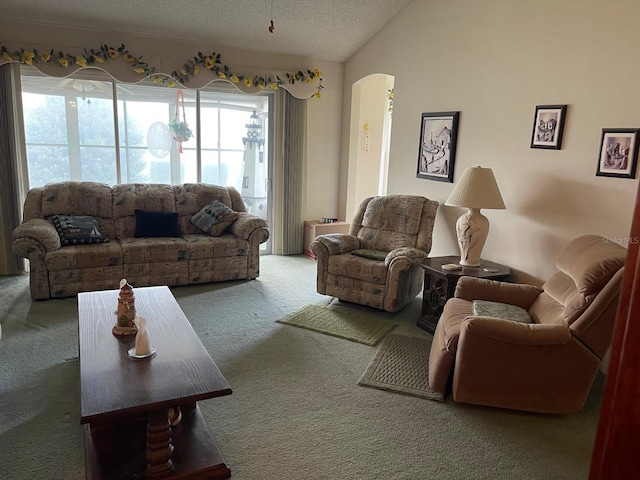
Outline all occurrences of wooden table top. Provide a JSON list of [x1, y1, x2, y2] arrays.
[[78, 286, 231, 425], [421, 255, 511, 279]]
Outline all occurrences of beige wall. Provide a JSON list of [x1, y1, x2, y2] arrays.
[[0, 20, 344, 238], [342, 0, 640, 284]]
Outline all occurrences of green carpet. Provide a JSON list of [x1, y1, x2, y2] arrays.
[[358, 333, 444, 401], [276, 303, 397, 346], [0, 255, 606, 480]]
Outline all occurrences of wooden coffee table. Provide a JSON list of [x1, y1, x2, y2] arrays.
[[78, 286, 232, 480]]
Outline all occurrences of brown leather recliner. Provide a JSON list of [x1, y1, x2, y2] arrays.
[[311, 195, 439, 312], [428, 234, 627, 414]]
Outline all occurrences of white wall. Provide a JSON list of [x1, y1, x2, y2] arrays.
[[343, 0, 640, 284]]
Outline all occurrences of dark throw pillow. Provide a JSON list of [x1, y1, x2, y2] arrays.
[[52, 214, 109, 246], [190, 200, 239, 236], [134, 209, 180, 238]]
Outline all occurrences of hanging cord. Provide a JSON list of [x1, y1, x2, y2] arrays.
[[174, 89, 187, 153], [269, 0, 275, 33]]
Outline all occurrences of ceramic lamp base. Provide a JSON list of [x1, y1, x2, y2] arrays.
[[456, 208, 489, 267]]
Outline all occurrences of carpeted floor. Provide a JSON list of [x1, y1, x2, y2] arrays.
[[0, 255, 603, 479]]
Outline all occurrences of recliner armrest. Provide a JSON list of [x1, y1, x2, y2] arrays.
[[455, 276, 543, 310], [463, 317, 572, 346], [311, 234, 362, 257], [385, 247, 428, 267]]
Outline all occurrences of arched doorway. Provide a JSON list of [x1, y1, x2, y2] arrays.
[[345, 73, 394, 221]]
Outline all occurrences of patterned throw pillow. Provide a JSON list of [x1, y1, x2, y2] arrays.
[[472, 300, 532, 324], [190, 200, 239, 236], [52, 214, 109, 246]]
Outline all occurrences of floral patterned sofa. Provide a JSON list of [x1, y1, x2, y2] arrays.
[[12, 181, 269, 300]]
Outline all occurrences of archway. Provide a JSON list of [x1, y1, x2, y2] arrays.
[[345, 73, 394, 221]]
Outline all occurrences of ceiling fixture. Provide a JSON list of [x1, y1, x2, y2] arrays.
[[269, 0, 275, 33]]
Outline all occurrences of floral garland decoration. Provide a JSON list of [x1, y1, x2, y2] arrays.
[[0, 43, 323, 98]]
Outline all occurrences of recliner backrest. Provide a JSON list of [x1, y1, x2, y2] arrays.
[[350, 195, 438, 252], [529, 235, 627, 358]]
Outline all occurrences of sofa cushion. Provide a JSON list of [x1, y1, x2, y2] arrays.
[[51, 214, 109, 246], [120, 237, 188, 263], [46, 241, 123, 270], [190, 200, 239, 236], [134, 210, 180, 238]]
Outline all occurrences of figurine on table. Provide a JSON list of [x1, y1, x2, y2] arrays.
[[112, 279, 138, 336]]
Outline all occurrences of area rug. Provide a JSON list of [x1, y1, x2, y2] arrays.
[[357, 333, 444, 401], [276, 304, 397, 346]]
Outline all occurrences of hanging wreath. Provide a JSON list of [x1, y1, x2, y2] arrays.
[[169, 89, 193, 153]]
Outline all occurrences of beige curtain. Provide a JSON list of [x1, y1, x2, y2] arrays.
[[281, 91, 307, 255], [0, 63, 26, 274]]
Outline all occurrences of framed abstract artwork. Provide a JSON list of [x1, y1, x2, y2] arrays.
[[596, 128, 640, 179], [530, 105, 567, 150], [416, 111, 459, 183]]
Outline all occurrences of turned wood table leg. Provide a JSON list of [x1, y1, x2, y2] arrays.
[[146, 411, 174, 479]]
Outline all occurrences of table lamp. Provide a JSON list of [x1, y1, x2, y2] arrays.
[[445, 166, 505, 266]]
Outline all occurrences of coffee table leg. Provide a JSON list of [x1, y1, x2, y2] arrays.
[[146, 411, 174, 479]]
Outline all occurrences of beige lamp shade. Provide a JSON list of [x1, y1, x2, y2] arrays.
[[445, 166, 505, 266], [445, 166, 506, 209]]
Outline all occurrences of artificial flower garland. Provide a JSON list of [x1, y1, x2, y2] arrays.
[[0, 43, 323, 98]]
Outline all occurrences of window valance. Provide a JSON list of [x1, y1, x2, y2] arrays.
[[0, 43, 323, 99]]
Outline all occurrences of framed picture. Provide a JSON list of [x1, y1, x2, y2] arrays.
[[596, 128, 640, 179], [530, 105, 567, 150], [416, 111, 459, 182]]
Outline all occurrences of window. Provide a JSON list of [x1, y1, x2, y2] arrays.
[[20, 68, 270, 193]]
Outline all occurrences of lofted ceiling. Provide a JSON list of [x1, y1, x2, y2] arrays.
[[1, 0, 413, 63]]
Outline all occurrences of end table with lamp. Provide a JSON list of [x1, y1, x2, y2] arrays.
[[418, 255, 512, 334]]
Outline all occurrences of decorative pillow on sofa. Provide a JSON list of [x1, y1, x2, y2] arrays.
[[134, 209, 180, 238], [190, 200, 238, 236], [51, 214, 109, 246], [472, 300, 532, 324], [352, 249, 389, 261]]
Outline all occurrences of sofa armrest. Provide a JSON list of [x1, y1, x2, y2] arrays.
[[228, 212, 269, 242], [12, 219, 61, 256], [311, 234, 362, 257], [454, 276, 543, 310], [463, 317, 572, 346]]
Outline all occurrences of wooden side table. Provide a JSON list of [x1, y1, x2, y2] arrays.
[[418, 255, 511, 334]]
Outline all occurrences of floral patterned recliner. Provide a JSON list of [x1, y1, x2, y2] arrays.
[[311, 195, 439, 312]]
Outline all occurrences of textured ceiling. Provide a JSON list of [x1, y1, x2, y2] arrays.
[[1, 0, 413, 62]]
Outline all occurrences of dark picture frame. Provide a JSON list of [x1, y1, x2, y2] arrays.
[[530, 104, 567, 150], [416, 111, 459, 183], [596, 128, 640, 179]]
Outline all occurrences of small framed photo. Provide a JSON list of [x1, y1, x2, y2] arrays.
[[596, 128, 640, 179], [416, 111, 459, 183], [530, 105, 567, 150]]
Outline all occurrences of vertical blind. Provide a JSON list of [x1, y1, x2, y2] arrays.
[[0, 64, 25, 274], [282, 91, 306, 255]]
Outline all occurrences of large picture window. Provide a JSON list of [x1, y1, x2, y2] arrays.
[[20, 67, 271, 192]]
